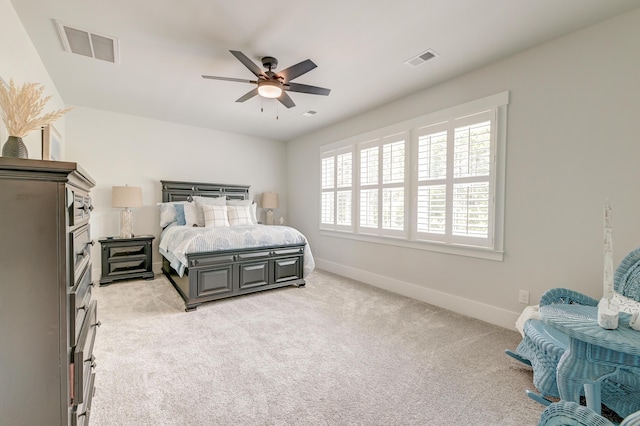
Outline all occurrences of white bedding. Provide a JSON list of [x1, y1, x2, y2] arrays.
[[159, 224, 315, 278]]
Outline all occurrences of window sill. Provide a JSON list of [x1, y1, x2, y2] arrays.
[[319, 229, 504, 261]]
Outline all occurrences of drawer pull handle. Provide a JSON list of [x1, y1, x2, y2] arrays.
[[78, 305, 87, 311], [89, 281, 96, 287], [94, 321, 102, 328]]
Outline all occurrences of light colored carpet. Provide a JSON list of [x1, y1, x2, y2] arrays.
[[90, 270, 542, 425]]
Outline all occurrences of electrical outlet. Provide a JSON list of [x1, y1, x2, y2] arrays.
[[518, 290, 530, 304]]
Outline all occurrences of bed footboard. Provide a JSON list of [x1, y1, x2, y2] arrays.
[[162, 244, 306, 311]]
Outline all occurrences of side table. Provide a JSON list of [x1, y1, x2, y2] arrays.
[[540, 304, 640, 416], [99, 235, 155, 285]]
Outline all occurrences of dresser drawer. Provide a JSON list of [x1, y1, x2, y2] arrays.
[[70, 264, 93, 346], [69, 189, 93, 226], [73, 301, 98, 406], [72, 372, 95, 426], [70, 226, 93, 286]]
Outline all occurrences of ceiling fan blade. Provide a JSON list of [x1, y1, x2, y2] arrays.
[[277, 59, 317, 82], [278, 92, 296, 109], [285, 82, 331, 96], [236, 88, 259, 103], [202, 75, 256, 84], [229, 50, 267, 79]]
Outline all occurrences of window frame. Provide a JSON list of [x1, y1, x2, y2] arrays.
[[319, 92, 508, 261]]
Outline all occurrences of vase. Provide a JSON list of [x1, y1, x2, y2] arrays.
[[2, 136, 29, 158]]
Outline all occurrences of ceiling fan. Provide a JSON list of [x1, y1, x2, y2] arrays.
[[202, 50, 331, 109]]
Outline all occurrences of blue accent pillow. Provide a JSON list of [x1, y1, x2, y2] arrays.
[[174, 204, 186, 226]]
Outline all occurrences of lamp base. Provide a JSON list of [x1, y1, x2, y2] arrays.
[[120, 208, 134, 238], [266, 209, 274, 226]]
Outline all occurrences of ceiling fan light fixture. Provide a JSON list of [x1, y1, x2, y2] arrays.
[[258, 80, 283, 98]]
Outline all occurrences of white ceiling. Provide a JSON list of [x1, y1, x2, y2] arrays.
[[10, 0, 640, 142]]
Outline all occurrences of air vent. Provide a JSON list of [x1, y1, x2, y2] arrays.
[[55, 21, 119, 64], [302, 110, 317, 117], [404, 49, 438, 67]]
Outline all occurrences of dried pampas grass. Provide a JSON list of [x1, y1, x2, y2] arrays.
[[0, 79, 71, 138]]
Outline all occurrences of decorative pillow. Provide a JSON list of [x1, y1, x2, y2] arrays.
[[193, 195, 227, 206], [227, 199, 258, 225], [203, 204, 229, 228], [192, 196, 226, 226], [183, 202, 204, 227], [158, 201, 187, 227], [227, 204, 253, 226], [174, 204, 186, 226]]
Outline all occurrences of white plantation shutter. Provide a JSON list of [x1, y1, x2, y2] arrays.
[[417, 124, 448, 238], [359, 135, 407, 236], [415, 111, 494, 246], [452, 119, 491, 241], [321, 149, 353, 230], [320, 91, 507, 258]]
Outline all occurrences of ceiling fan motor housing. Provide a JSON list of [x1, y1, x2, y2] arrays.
[[262, 56, 278, 71]]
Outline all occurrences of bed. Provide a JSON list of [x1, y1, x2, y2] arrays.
[[159, 180, 314, 311]]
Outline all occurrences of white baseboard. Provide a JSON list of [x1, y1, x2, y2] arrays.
[[315, 258, 520, 330]]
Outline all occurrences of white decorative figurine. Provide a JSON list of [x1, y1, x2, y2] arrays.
[[598, 201, 619, 330]]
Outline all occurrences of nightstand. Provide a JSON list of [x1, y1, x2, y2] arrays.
[[99, 235, 155, 285]]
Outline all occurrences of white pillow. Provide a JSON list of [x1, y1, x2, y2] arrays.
[[227, 205, 254, 226], [157, 201, 186, 227], [202, 204, 229, 228], [193, 195, 227, 206], [227, 199, 258, 225], [193, 196, 226, 226], [183, 202, 205, 227]]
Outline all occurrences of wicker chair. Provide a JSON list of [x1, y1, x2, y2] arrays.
[[506, 247, 640, 418], [539, 401, 640, 426]]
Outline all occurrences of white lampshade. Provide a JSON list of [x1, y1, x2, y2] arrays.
[[261, 192, 279, 209], [112, 186, 142, 208]]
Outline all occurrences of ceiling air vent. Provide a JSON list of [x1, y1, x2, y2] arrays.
[[404, 49, 438, 68], [55, 21, 119, 64]]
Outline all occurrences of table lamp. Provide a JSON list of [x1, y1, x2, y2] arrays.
[[112, 185, 142, 238], [261, 192, 279, 225]]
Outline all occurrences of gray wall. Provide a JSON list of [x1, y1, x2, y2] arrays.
[[286, 9, 640, 328]]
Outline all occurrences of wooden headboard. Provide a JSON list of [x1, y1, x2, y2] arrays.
[[161, 180, 250, 202]]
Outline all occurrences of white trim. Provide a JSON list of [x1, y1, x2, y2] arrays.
[[320, 229, 504, 261], [315, 258, 519, 330]]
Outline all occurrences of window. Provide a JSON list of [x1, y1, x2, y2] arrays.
[[321, 148, 353, 231], [320, 92, 508, 260], [359, 134, 407, 237], [416, 112, 493, 247]]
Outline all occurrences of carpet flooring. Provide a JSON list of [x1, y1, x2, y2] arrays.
[[90, 270, 543, 425]]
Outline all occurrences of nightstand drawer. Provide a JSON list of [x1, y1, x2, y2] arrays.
[[108, 258, 147, 275], [106, 243, 147, 258]]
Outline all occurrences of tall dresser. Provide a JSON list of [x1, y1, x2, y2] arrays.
[[0, 158, 98, 426]]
